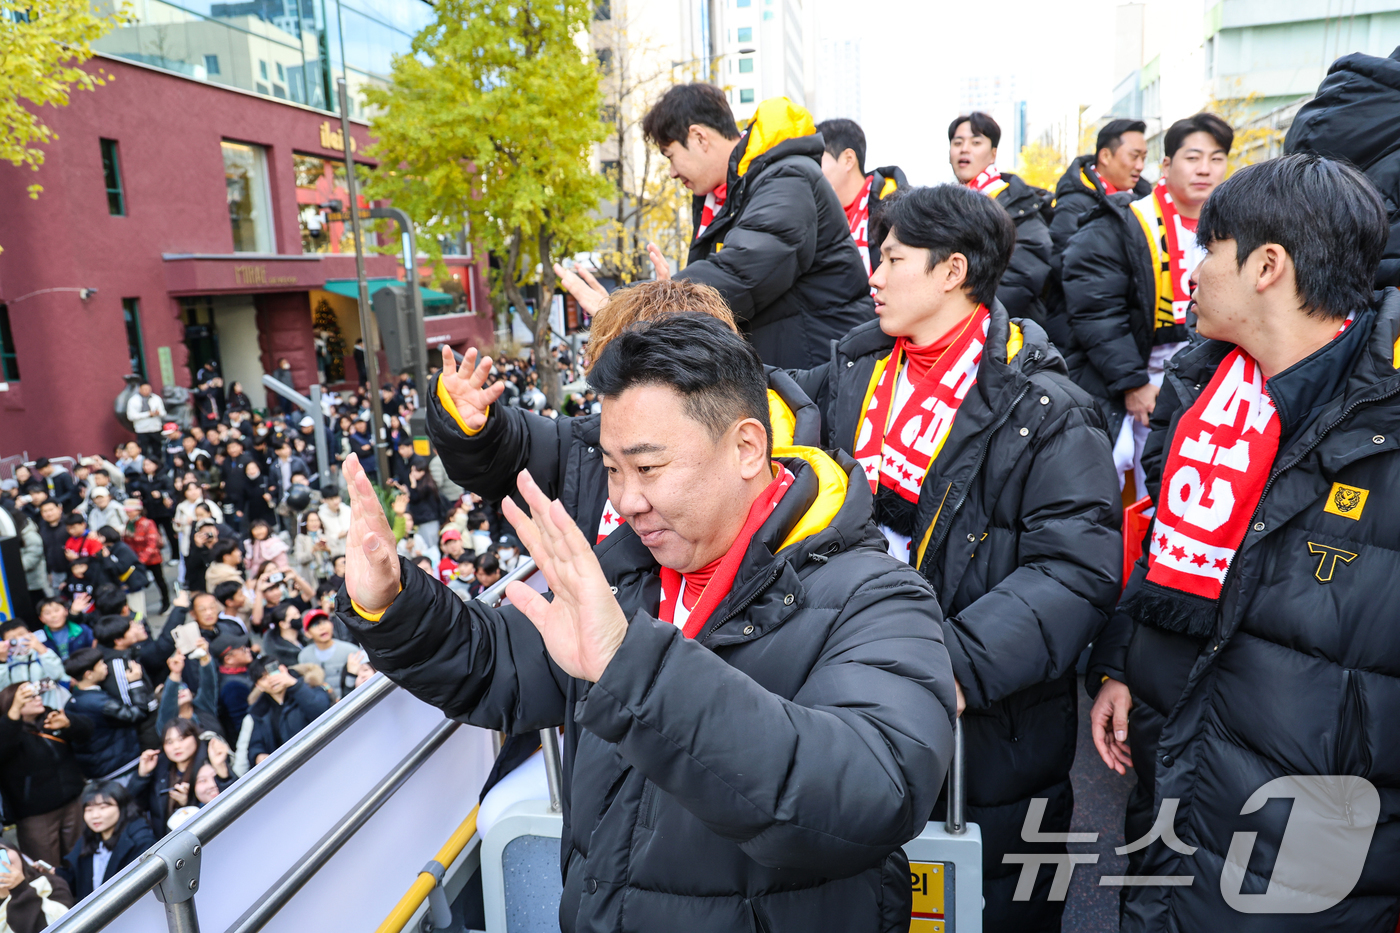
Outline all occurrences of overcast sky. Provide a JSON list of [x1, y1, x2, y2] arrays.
[[815, 0, 1123, 184]]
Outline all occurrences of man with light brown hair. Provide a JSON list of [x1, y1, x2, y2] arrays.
[[426, 279, 819, 544]]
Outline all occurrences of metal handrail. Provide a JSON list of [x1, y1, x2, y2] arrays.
[[374, 806, 480, 933], [48, 672, 400, 933]]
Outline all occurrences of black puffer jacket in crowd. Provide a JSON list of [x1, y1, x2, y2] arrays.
[[1285, 45, 1400, 288], [246, 674, 332, 762], [991, 173, 1054, 325], [426, 366, 822, 536], [1044, 156, 1153, 349], [678, 99, 874, 368], [65, 684, 148, 778], [791, 306, 1122, 929], [1090, 289, 1400, 932], [0, 710, 92, 821], [343, 450, 957, 933], [1061, 191, 1190, 421]]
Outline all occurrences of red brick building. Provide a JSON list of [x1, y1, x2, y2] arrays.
[[0, 54, 492, 461]]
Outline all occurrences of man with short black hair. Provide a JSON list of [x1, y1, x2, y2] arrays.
[[126, 382, 167, 462], [816, 117, 906, 276], [790, 184, 1121, 931], [246, 655, 331, 764], [0, 620, 66, 690], [947, 112, 1053, 324], [1063, 112, 1234, 497], [637, 84, 874, 367], [212, 580, 247, 631], [63, 647, 149, 778], [1045, 119, 1153, 348], [1088, 153, 1400, 932], [341, 313, 958, 932], [36, 458, 81, 512]]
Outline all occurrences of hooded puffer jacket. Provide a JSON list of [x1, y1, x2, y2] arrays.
[[1285, 45, 1400, 288], [678, 99, 875, 368], [790, 305, 1122, 929], [343, 449, 957, 933], [1044, 156, 1153, 350], [1089, 288, 1400, 932], [425, 365, 822, 539]]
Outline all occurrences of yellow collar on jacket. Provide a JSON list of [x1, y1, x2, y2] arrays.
[[772, 445, 848, 554], [737, 97, 817, 179]]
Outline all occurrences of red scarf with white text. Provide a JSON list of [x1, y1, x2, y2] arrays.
[[851, 306, 989, 502], [658, 466, 795, 639], [845, 175, 875, 276], [1146, 315, 1355, 600]]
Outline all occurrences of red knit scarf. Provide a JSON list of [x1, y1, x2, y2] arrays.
[[1147, 315, 1355, 599], [852, 306, 988, 503], [965, 165, 1006, 196], [659, 466, 795, 639], [1090, 164, 1119, 196], [696, 183, 728, 240], [844, 175, 875, 276]]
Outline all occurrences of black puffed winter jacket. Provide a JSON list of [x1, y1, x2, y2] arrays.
[[677, 99, 874, 368], [790, 306, 1122, 925], [426, 366, 821, 538], [343, 450, 957, 933], [1044, 156, 1152, 349], [1285, 45, 1400, 288], [1090, 289, 1400, 932], [1061, 191, 1191, 421], [991, 173, 1054, 325]]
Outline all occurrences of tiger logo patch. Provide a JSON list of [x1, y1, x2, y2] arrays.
[[1323, 483, 1369, 521]]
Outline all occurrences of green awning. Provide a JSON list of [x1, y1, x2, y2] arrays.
[[322, 277, 455, 307]]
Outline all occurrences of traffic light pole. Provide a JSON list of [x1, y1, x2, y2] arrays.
[[337, 77, 390, 483]]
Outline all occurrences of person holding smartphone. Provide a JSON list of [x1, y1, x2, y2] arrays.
[[1, 840, 75, 933], [0, 682, 92, 867]]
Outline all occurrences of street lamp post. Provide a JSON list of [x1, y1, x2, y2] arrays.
[[337, 77, 390, 483]]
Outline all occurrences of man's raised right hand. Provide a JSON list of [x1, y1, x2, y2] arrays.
[[343, 454, 403, 616], [439, 347, 505, 433]]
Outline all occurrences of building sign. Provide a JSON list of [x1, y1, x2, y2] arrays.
[[319, 122, 358, 153], [235, 265, 299, 286], [157, 346, 176, 389]]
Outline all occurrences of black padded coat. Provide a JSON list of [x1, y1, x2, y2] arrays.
[[342, 451, 957, 933], [679, 126, 874, 369], [791, 305, 1122, 930], [1089, 289, 1400, 932]]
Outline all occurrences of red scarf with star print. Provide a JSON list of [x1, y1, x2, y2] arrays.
[[658, 466, 795, 639], [851, 306, 989, 503], [1146, 315, 1354, 599]]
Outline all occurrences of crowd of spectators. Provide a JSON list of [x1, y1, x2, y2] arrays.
[[0, 350, 559, 928]]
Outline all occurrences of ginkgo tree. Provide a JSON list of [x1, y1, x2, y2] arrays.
[[364, 0, 610, 408], [1, 0, 124, 249]]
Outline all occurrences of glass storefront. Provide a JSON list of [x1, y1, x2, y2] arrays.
[[91, 0, 433, 116], [293, 154, 355, 253], [223, 140, 275, 252]]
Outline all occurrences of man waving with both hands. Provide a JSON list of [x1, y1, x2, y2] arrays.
[[336, 314, 957, 933]]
